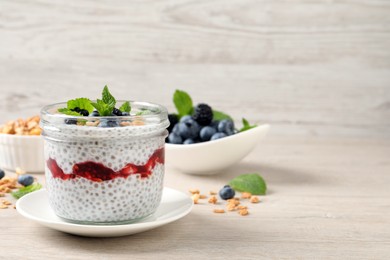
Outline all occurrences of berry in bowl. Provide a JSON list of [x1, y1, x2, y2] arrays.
[[165, 90, 270, 175], [0, 116, 44, 173], [40, 86, 169, 225]]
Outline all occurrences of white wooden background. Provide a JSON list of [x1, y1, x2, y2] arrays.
[[0, 0, 389, 138]]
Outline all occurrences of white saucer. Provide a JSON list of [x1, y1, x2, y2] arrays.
[[16, 188, 193, 237]]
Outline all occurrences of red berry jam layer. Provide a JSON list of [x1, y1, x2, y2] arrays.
[[47, 148, 164, 182]]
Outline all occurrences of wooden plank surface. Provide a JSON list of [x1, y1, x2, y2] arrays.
[[0, 137, 389, 259], [0, 0, 390, 259]]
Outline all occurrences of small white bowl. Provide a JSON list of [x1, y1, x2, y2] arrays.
[[165, 124, 270, 175], [0, 134, 44, 173]]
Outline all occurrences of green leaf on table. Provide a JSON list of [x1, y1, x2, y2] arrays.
[[67, 98, 94, 113], [239, 118, 257, 132], [229, 173, 267, 195], [11, 183, 42, 199], [213, 110, 233, 121], [119, 101, 131, 113], [58, 108, 81, 116], [102, 85, 116, 108], [173, 90, 193, 117]]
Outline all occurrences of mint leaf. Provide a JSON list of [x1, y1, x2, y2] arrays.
[[58, 108, 81, 116], [173, 90, 193, 117], [229, 173, 267, 195], [11, 183, 42, 199], [119, 101, 131, 113], [239, 118, 257, 132], [213, 110, 233, 121], [67, 98, 94, 113], [91, 99, 113, 116], [102, 85, 116, 108]]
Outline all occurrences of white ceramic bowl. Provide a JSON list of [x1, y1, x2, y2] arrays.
[[0, 134, 44, 173], [165, 124, 270, 175]]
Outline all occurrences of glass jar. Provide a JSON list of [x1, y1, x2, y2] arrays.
[[40, 101, 169, 225]]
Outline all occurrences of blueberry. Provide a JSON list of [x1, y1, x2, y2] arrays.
[[18, 175, 34, 187], [199, 126, 216, 141], [121, 111, 130, 116], [171, 124, 180, 134], [180, 115, 192, 123], [167, 114, 179, 133], [98, 119, 118, 128], [210, 120, 220, 130], [71, 107, 81, 113], [168, 133, 182, 144], [218, 119, 235, 135], [112, 108, 122, 116], [79, 109, 89, 116], [90, 110, 100, 117], [65, 119, 77, 125], [219, 185, 235, 200], [0, 169, 4, 180], [177, 119, 200, 139], [183, 138, 195, 144], [210, 132, 227, 140]]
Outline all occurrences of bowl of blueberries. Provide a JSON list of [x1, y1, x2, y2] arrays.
[[165, 99, 270, 175]]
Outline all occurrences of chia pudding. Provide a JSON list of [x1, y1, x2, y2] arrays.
[[40, 101, 169, 225]]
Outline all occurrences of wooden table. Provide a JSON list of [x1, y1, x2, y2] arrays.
[[1, 0, 390, 258], [1, 136, 389, 259]]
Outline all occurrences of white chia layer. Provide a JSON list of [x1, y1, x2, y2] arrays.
[[46, 164, 164, 223]]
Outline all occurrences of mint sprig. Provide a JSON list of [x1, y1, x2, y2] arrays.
[[239, 118, 257, 132], [91, 86, 117, 116], [102, 85, 116, 108], [67, 98, 94, 113], [11, 183, 42, 199], [173, 90, 193, 118], [58, 98, 94, 116], [58, 108, 83, 116], [119, 101, 131, 113], [229, 173, 267, 195]]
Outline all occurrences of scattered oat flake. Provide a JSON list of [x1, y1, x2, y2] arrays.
[[189, 189, 200, 194], [250, 196, 260, 203], [226, 204, 236, 211], [213, 209, 225, 214], [241, 192, 252, 199], [191, 194, 200, 204], [0, 205, 8, 209], [238, 209, 249, 216], [208, 196, 217, 204], [209, 191, 217, 195], [199, 194, 207, 199]]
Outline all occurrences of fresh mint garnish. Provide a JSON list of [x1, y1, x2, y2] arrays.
[[11, 183, 42, 199], [173, 90, 193, 118], [239, 118, 257, 132], [213, 110, 233, 121], [102, 85, 116, 108], [229, 173, 267, 195], [58, 98, 94, 116], [91, 86, 117, 116], [58, 108, 83, 116], [67, 98, 94, 113], [91, 99, 113, 116], [119, 101, 131, 113]]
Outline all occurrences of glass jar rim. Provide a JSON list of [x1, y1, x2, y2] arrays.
[[40, 100, 169, 139]]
